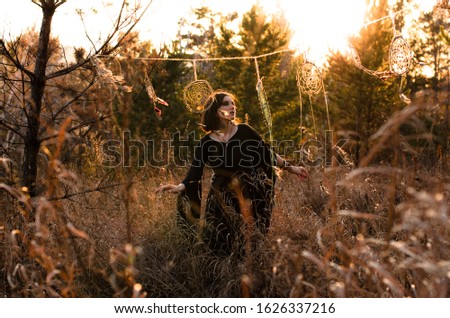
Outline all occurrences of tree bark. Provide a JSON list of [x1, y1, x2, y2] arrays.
[[22, 4, 56, 196]]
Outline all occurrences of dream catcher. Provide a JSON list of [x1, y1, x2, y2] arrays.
[[298, 61, 323, 96], [144, 73, 169, 116], [389, 35, 412, 76], [434, 0, 450, 19], [254, 58, 273, 131], [349, 13, 412, 80], [349, 13, 413, 105], [182, 60, 213, 113], [92, 56, 131, 92], [296, 59, 331, 140]]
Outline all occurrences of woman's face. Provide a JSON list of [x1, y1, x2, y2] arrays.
[[217, 95, 236, 121]]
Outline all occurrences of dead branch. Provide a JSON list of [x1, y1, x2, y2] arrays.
[[47, 182, 123, 201]]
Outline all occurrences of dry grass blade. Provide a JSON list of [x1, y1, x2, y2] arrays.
[[359, 103, 424, 167], [367, 261, 405, 297], [337, 210, 385, 220], [301, 250, 326, 272], [66, 222, 91, 241], [340, 166, 407, 185]]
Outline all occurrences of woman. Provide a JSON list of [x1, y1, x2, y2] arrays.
[[156, 90, 308, 253]]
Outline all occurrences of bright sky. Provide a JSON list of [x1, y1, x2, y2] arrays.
[[0, 0, 438, 63]]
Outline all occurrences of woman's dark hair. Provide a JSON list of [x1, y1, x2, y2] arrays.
[[200, 90, 236, 132]]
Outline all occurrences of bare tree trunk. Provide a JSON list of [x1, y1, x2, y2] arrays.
[[22, 4, 56, 196]]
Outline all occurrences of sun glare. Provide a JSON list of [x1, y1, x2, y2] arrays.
[[0, 0, 440, 63], [276, 0, 367, 63], [254, 0, 438, 64], [150, 0, 369, 63]]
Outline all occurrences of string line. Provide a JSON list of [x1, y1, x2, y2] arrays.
[[95, 7, 413, 63], [98, 48, 294, 62]]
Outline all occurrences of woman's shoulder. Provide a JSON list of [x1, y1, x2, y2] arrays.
[[235, 123, 265, 142], [237, 123, 260, 135], [200, 133, 212, 143], [236, 123, 253, 132]]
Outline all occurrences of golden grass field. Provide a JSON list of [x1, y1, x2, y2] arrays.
[[1, 102, 450, 298]]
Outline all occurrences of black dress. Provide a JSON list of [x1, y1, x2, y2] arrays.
[[178, 123, 276, 253]]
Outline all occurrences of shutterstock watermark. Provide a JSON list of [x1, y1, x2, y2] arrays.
[[100, 130, 351, 168]]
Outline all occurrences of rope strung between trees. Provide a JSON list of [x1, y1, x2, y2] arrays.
[[99, 49, 295, 62], [94, 6, 422, 143], [95, 7, 415, 63]]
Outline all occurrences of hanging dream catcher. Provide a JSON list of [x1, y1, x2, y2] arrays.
[[389, 35, 412, 76], [298, 61, 323, 96], [144, 73, 169, 116], [349, 38, 411, 80], [349, 13, 412, 80], [254, 58, 273, 131], [182, 60, 213, 113], [434, 0, 449, 19], [92, 56, 130, 91], [296, 60, 331, 140]]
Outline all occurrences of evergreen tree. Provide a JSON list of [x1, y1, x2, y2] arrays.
[[125, 4, 299, 156], [326, 0, 404, 164], [404, 8, 450, 159], [407, 10, 450, 94], [234, 6, 292, 136], [172, 4, 296, 140]]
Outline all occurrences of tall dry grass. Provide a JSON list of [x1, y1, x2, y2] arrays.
[[1, 102, 449, 297]]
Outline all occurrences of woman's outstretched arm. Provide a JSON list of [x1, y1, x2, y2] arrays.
[[155, 137, 205, 194], [275, 153, 309, 181], [155, 183, 186, 193]]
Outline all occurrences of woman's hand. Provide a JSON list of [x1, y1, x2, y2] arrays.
[[286, 165, 309, 181], [155, 183, 186, 193]]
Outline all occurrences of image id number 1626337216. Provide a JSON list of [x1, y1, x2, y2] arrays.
[[256, 302, 336, 314]]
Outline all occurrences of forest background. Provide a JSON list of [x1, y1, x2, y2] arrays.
[[0, 0, 449, 297]]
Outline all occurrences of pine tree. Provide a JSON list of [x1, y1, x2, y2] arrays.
[[326, 0, 404, 164], [407, 10, 450, 94], [231, 5, 293, 136], [0, 0, 152, 197]]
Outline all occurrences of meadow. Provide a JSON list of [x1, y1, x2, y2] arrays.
[[2, 104, 449, 297]]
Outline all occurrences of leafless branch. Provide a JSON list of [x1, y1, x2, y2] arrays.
[[54, 0, 67, 9], [0, 79, 28, 106], [77, 9, 99, 51], [0, 115, 28, 128], [0, 119, 25, 139], [38, 71, 97, 135], [31, 0, 43, 8], [46, 0, 153, 80], [47, 182, 122, 201], [39, 113, 112, 142], [0, 39, 34, 79]]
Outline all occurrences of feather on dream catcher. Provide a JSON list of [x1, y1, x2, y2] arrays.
[[144, 73, 169, 116], [254, 58, 273, 131], [434, 0, 449, 19]]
